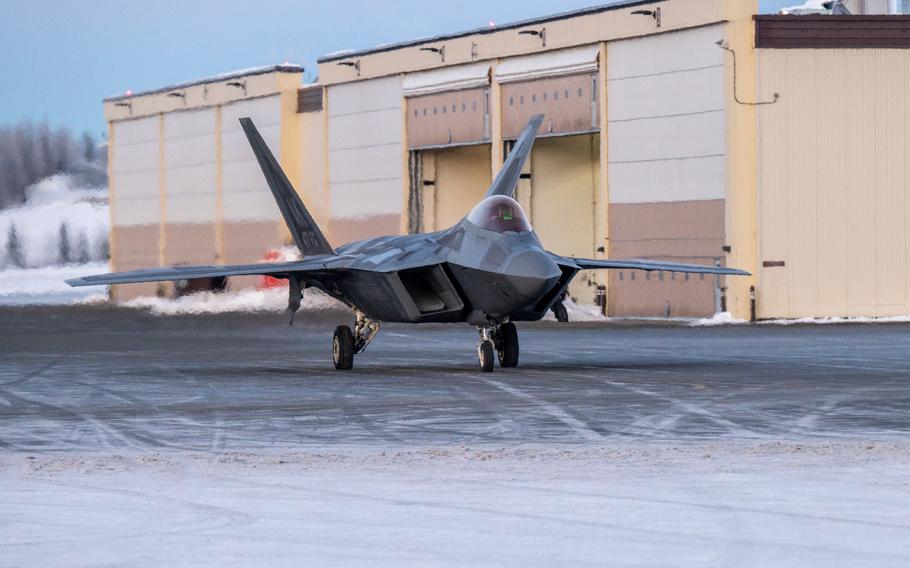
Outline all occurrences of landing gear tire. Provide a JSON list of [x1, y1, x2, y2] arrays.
[[552, 299, 569, 323], [477, 340, 495, 373], [333, 325, 354, 370], [496, 322, 519, 368]]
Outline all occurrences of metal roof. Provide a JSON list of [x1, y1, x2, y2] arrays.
[[317, 0, 665, 63], [104, 64, 304, 102]]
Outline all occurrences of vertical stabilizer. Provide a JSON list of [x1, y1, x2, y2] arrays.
[[484, 114, 544, 199], [239, 117, 335, 256]]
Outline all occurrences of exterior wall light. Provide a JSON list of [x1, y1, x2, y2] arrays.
[[226, 80, 247, 96], [420, 45, 446, 62], [518, 28, 546, 47], [113, 100, 132, 114], [337, 60, 361, 77], [631, 7, 661, 27]]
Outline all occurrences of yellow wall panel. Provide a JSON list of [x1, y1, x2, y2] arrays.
[[757, 48, 910, 318]]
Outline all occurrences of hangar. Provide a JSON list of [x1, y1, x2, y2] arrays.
[[103, 0, 910, 320]]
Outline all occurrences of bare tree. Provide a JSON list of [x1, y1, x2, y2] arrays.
[[58, 222, 71, 265], [6, 224, 24, 268]]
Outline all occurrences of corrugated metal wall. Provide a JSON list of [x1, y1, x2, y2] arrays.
[[607, 24, 726, 317], [327, 76, 403, 244], [757, 49, 910, 318]]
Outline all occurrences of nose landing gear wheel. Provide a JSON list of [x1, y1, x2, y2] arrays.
[[477, 340, 495, 372], [496, 322, 519, 368], [333, 325, 354, 370]]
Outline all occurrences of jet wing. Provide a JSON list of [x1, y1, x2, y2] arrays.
[[65, 256, 342, 287], [555, 255, 750, 276]]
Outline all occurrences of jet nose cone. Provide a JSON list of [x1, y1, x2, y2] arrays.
[[506, 249, 562, 280], [505, 249, 562, 301]]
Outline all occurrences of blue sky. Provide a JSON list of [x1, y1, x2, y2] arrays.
[[0, 0, 795, 136]]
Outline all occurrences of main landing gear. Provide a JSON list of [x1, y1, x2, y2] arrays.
[[332, 312, 380, 370], [477, 322, 519, 372]]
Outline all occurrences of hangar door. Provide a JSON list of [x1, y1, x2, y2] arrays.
[[497, 46, 600, 304], [607, 25, 726, 317], [404, 63, 492, 233], [220, 96, 284, 267], [328, 76, 403, 244], [162, 108, 216, 267], [110, 115, 161, 300]]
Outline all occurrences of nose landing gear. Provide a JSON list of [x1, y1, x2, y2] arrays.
[[476, 322, 520, 372], [332, 312, 380, 370]]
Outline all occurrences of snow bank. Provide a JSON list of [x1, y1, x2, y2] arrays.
[[690, 311, 747, 326], [121, 287, 342, 316], [2, 441, 909, 567], [542, 298, 607, 322], [0, 262, 109, 305], [0, 173, 108, 269]]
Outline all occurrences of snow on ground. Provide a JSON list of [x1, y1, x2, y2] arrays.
[[0, 262, 109, 305], [121, 286, 342, 316], [2, 441, 909, 567], [691, 311, 910, 327]]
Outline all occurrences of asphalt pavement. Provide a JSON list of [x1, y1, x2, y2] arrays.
[[1, 305, 909, 451]]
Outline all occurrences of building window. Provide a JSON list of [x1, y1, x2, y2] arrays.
[[553, 91, 559, 100], [462, 102, 466, 111], [413, 109, 418, 117], [565, 90, 569, 98], [532, 94, 536, 102], [578, 88, 583, 97], [433, 107, 437, 115], [423, 108, 427, 116], [472, 101, 477, 111], [509, 96, 514, 106], [519, 95, 524, 104], [442, 105, 446, 114], [543, 92, 548, 101]]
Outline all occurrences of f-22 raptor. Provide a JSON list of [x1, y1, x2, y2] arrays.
[[68, 115, 748, 372]]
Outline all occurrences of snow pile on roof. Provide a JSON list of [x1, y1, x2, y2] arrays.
[[0, 174, 109, 270], [779, 0, 830, 14], [120, 287, 343, 316]]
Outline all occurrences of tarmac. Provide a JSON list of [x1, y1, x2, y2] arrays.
[[2, 304, 909, 451]]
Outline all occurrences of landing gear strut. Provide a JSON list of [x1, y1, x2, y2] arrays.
[[332, 312, 380, 370], [476, 322, 519, 372]]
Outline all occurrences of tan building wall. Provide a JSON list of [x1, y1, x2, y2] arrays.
[[105, 66, 304, 300], [756, 48, 910, 318]]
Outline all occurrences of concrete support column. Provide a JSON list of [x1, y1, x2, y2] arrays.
[[489, 60, 504, 174], [321, 86, 333, 245], [595, 42, 610, 308], [723, 0, 760, 319], [399, 74, 411, 235]]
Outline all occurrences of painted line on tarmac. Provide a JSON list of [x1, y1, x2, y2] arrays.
[[483, 379, 604, 442]]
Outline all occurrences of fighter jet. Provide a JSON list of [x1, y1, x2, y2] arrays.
[[67, 115, 748, 372]]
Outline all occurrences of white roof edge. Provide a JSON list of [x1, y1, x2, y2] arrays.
[[402, 62, 491, 97], [495, 45, 600, 84]]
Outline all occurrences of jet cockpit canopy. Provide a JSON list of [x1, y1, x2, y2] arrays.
[[465, 195, 531, 233]]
